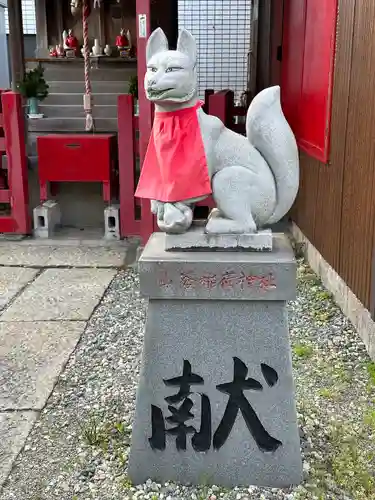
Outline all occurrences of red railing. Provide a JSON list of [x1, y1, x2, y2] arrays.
[[117, 89, 249, 241], [117, 94, 141, 238], [0, 91, 30, 234]]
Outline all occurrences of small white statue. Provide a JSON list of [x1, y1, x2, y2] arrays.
[[135, 28, 300, 235], [70, 0, 81, 16], [127, 29, 132, 49], [92, 39, 102, 56], [62, 30, 68, 50]]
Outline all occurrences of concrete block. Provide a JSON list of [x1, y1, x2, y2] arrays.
[[129, 233, 302, 488], [33, 201, 61, 239], [104, 204, 120, 240], [165, 226, 272, 251], [138, 233, 296, 301]]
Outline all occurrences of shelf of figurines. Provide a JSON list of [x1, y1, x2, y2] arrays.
[[32, 29, 137, 64], [28, 55, 137, 64]]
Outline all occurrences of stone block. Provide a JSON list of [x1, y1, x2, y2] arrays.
[[33, 200, 61, 239], [104, 204, 120, 240], [129, 233, 302, 488], [165, 226, 272, 251]]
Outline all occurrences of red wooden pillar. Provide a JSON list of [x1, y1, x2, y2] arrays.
[[2, 92, 30, 234], [136, 0, 154, 244], [117, 94, 140, 237]]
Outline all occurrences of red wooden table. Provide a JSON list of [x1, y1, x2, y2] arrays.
[[37, 134, 117, 202]]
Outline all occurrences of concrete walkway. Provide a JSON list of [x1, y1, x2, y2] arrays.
[[0, 239, 131, 488]]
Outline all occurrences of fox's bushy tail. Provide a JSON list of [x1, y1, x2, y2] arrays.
[[246, 86, 299, 225]]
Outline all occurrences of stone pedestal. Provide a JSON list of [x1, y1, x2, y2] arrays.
[[129, 233, 302, 488]]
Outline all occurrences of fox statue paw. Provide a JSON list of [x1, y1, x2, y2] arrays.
[[152, 201, 193, 234], [205, 208, 257, 234]]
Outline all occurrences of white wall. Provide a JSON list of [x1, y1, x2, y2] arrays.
[[0, 1, 9, 88], [178, 0, 252, 102]]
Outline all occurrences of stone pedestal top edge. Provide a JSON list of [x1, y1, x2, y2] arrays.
[[141, 232, 295, 265]]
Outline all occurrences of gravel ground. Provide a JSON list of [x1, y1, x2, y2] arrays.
[[1, 261, 375, 500]]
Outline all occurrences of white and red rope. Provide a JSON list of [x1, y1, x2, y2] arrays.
[[83, 0, 94, 131]]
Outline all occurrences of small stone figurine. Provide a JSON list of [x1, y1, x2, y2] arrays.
[[116, 29, 130, 57], [62, 30, 68, 49], [92, 39, 102, 56], [56, 44, 64, 57], [70, 0, 82, 16], [49, 46, 58, 57], [104, 44, 112, 57], [65, 29, 79, 56]]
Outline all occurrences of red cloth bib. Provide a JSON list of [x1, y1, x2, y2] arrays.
[[135, 101, 212, 203]]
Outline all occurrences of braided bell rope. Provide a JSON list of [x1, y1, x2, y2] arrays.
[[83, 0, 94, 131]]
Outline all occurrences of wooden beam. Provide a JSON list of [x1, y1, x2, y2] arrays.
[[7, 0, 25, 88], [99, 0, 106, 48], [256, 0, 272, 92], [269, 0, 284, 87], [55, 0, 64, 46], [248, 0, 259, 98], [35, 0, 49, 57]]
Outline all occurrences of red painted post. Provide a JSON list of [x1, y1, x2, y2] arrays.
[[2, 91, 30, 234], [117, 94, 140, 237], [208, 90, 234, 128], [203, 89, 214, 113], [136, 0, 154, 244]]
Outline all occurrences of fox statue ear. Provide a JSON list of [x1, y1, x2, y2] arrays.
[[146, 28, 169, 61], [176, 29, 197, 63]]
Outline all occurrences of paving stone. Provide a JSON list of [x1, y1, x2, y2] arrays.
[[46, 246, 127, 267], [0, 321, 86, 409], [0, 245, 54, 267], [0, 244, 127, 268], [0, 269, 116, 321], [0, 268, 39, 312], [0, 411, 38, 487]]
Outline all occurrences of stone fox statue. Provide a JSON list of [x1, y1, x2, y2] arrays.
[[135, 28, 299, 235]]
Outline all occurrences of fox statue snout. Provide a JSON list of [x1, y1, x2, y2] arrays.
[[135, 28, 300, 235]]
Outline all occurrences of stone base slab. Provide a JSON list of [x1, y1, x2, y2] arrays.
[[129, 232, 302, 488], [165, 227, 272, 252]]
